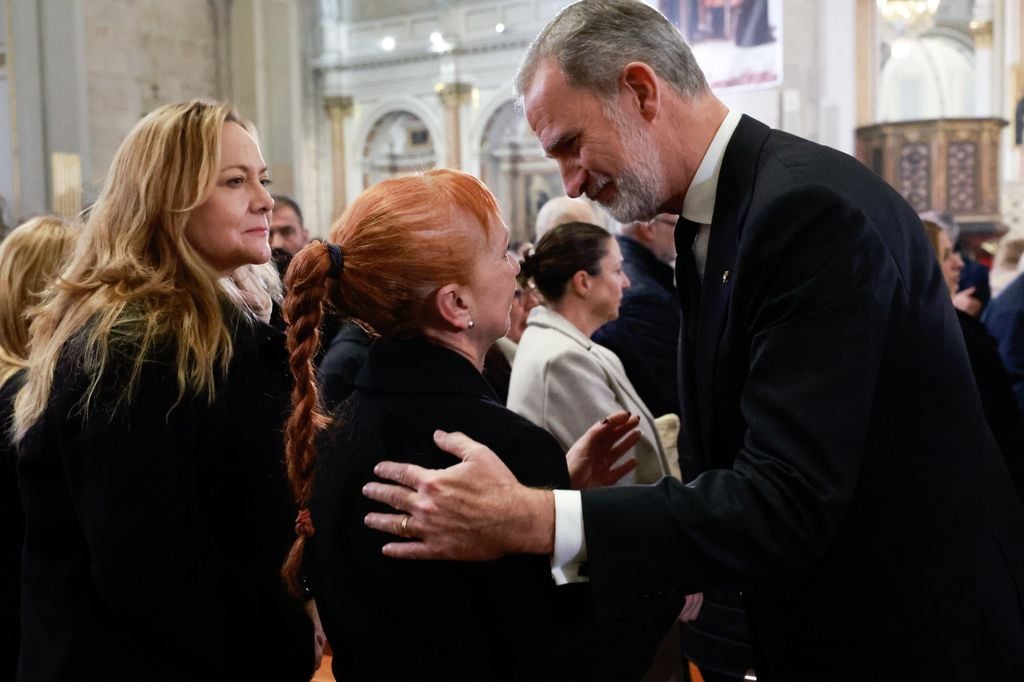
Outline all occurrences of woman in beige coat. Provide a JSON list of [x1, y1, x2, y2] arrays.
[[508, 222, 675, 484]]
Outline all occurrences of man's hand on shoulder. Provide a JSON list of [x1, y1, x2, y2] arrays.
[[362, 430, 556, 560]]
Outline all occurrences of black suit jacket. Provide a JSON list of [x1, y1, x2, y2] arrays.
[[310, 337, 665, 682], [581, 116, 1024, 681], [17, 318, 313, 681], [957, 309, 1024, 499], [983, 271, 1024, 413], [593, 235, 681, 417]]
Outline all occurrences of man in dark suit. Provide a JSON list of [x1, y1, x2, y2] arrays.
[[362, 1, 1024, 679], [593, 215, 681, 418], [983, 270, 1024, 414]]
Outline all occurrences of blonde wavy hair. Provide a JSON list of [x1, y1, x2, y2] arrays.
[[13, 99, 278, 441], [0, 215, 78, 388]]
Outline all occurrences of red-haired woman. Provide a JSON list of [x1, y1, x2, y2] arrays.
[[282, 169, 674, 681]]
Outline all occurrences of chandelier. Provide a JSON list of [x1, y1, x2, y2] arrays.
[[877, 0, 940, 38]]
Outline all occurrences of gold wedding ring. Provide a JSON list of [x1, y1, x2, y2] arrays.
[[400, 515, 411, 537]]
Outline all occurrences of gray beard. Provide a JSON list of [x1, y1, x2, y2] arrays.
[[601, 107, 664, 223]]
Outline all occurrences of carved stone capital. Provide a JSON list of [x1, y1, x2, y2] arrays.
[[323, 95, 354, 118], [435, 82, 474, 108]]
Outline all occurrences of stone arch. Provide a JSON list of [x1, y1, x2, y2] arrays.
[[476, 98, 560, 242], [358, 109, 439, 188]]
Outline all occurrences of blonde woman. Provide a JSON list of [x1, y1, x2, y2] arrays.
[[13, 100, 315, 681], [0, 215, 76, 679]]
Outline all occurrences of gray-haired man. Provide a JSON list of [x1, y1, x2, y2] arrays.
[[364, 2, 1024, 679]]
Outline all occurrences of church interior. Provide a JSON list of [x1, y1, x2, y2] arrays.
[[2, 0, 1023, 251]]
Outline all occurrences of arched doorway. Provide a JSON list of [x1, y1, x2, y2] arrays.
[[479, 100, 562, 243], [361, 110, 438, 188]]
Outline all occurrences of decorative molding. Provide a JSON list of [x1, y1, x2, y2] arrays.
[[313, 39, 532, 73], [856, 117, 1007, 227], [899, 142, 931, 210], [947, 141, 977, 211]]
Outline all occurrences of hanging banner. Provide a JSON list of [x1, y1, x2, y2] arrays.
[[658, 0, 783, 91]]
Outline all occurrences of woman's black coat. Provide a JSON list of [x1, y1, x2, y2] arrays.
[[16, 317, 313, 681], [309, 337, 667, 682], [1, 370, 26, 679]]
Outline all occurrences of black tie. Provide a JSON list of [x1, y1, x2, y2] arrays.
[[675, 218, 702, 337]]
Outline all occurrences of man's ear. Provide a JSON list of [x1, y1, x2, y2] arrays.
[[570, 270, 591, 298], [620, 62, 660, 122], [431, 282, 471, 329]]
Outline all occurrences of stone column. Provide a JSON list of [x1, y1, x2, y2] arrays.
[[208, 0, 235, 100], [436, 81, 473, 170], [855, 0, 878, 126], [971, 0, 996, 117], [323, 95, 353, 214], [50, 151, 81, 218]]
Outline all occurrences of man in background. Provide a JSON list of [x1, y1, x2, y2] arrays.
[[269, 195, 309, 256], [593, 214, 680, 418], [534, 195, 601, 241]]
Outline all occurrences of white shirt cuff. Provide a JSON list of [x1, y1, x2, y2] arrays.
[[550, 489, 588, 584]]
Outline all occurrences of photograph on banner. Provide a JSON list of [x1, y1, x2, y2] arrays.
[[658, 0, 782, 91]]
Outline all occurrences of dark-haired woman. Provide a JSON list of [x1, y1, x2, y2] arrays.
[[282, 169, 675, 681], [509, 222, 675, 484]]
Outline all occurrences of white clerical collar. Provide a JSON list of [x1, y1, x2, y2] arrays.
[[680, 109, 742, 225]]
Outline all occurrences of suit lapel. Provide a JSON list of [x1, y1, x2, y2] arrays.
[[692, 115, 770, 465]]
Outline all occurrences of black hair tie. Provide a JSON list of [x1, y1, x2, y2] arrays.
[[326, 243, 345, 279]]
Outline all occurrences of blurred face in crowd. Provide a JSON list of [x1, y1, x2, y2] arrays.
[[465, 215, 521, 345], [507, 276, 540, 344], [525, 60, 664, 223], [938, 230, 964, 296], [269, 204, 309, 255], [185, 122, 273, 273], [585, 237, 630, 324]]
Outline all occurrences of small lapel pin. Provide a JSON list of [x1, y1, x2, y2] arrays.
[[721, 270, 731, 284]]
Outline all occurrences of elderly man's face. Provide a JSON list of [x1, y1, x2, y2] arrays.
[[524, 61, 664, 223]]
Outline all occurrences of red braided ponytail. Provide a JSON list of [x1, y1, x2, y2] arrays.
[[281, 241, 335, 596]]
